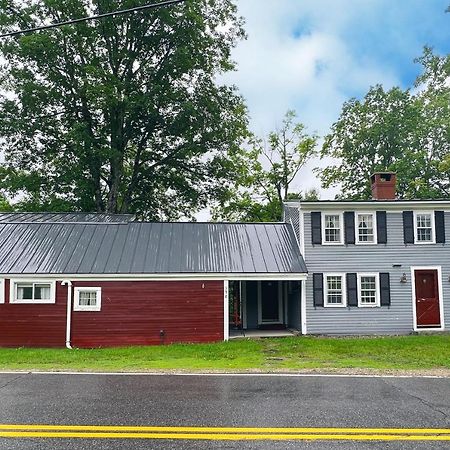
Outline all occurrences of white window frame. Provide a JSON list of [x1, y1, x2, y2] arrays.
[[357, 273, 380, 308], [9, 279, 56, 304], [355, 212, 377, 245], [324, 273, 347, 308], [321, 212, 344, 245], [0, 279, 4, 304], [414, 211, 435, 244], [74, 287, 102, 312]]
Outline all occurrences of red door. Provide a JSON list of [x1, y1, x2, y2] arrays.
[[414, 270, 441, 328]]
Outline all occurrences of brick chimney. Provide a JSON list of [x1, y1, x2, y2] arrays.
[[371, 172, 396, 200]]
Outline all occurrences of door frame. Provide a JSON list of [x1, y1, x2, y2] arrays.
[[257, 281, 283, 325], [410, 266, 445, 331]]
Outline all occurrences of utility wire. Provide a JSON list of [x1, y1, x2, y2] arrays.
[[0, 0, 187, 38]]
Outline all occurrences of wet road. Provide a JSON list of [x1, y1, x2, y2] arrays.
[[0, 372, 448, 449]]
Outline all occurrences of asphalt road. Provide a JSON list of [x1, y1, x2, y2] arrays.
[[0, 372, 449, 449]]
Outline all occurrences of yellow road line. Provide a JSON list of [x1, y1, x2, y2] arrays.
[[0, 424, 449, 434], [0, 431, 450, 441]]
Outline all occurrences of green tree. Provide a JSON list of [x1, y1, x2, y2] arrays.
[[0, 0, 248, 219], [214, 111, 318, 221], [318, 48, 450, 199]]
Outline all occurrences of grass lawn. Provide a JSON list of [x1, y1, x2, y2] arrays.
[[0, 335, 448, 373]]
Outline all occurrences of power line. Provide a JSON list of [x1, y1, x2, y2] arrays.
[[0, 0, 187, 39]]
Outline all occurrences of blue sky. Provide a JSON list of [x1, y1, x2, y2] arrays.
[[221, 0, 450, 195]]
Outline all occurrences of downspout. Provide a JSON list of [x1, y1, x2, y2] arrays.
[[61, 280, 73, 349]]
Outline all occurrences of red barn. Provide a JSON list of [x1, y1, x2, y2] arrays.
[[0, 213, 307, 348]]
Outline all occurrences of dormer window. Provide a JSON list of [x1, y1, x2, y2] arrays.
[[414, 212, 435, 244], [322, 213, 343, 244]]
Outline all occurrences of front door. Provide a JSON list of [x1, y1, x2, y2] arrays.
[[260, 281, 281, 324], [414, 270, 441, 328]]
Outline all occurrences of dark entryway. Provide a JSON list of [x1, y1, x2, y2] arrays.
[[414, 269, 441, 328]]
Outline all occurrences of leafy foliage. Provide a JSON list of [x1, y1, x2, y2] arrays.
[[0, 0, 248, 219], [214, 111, 318, 221], [318, 48, 450, 199]]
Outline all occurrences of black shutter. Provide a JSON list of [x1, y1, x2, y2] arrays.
[[380, 273, 391, 306], [403, 211, 414, 244], [346, 273, 358, 307], [376, 211, 387, 244], [313, 273, 324, 307], [435, 211, 445, 244], [344, 212, 355, 244], [311, 212, 322, 245]]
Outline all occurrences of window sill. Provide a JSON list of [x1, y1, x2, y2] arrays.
[[10, 300, 55, 304]]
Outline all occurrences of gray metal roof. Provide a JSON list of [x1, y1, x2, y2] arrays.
[[0, 222, 306, 275], [0, 212, 135, 224]]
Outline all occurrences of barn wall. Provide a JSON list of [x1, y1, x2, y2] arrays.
[[0, 279, 224, 348]]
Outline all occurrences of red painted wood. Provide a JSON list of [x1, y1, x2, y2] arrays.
[[414, 270, 441, 327], [0, 279, 224, 348]]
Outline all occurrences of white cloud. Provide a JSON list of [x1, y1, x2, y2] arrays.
[[220, 0, 402, 198]]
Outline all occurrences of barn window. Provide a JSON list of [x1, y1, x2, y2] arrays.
[[10, 280, 56, 304], [74, 287, 102, 312]]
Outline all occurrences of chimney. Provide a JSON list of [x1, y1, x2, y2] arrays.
[[371, 172, 396, 200]]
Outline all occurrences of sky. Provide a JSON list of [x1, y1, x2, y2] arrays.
[[220, 0, 450, 198]]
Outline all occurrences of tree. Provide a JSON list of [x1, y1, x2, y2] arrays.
[[214, 111, 318, 221], [0, 0, 248, 219], [318, 48, 450, 200]]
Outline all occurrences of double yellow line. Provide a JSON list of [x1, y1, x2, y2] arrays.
[[0, 424, 449, 441]]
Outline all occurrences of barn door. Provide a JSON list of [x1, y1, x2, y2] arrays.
[[414, 270, 441, 328]]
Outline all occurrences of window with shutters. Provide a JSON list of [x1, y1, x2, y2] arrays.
[[357, 274, 380, 307], [74, 287, 102, 311], [356, 212, 377, 244], [414, 212, 435, 244], [324, 274, 346, 307], [322, 213, 343, 244], [9, 280, 56, 304]]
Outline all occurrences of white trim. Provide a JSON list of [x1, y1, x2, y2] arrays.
[[0, 273, 307, 281], [413, 211, 436, 244], [323, 273, 347, 308], [299, 209, 305, 256], [355, 211, 377, 245], [73, 287, 102, 312], [61, 280, 73, 349], [223, 280, 229, 341], [410, 266, 445, 332], [241, 281, 247, 330], [321, 212, 344, 245], [357, 273, 380, 308], [297, 200, 450, 211], [300, 280, 307, 335], [0, 278, 4, 304], [9, 279, 56, 304], [257, 281, 283, 325]]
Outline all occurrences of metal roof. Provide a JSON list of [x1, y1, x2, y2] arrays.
[[0, 222, 306, 275], [0, 212, 135, 224]]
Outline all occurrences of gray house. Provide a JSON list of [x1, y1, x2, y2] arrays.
[[284, 173, 449, 335]]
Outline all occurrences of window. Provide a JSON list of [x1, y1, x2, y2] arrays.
[[0, 279, 4, 304], [358, 274, 380, 307], [322, 213, 343, 244], [10, 280, 56, 304], [324, 274, 346, 307], [356, 213, 377, 244], [414, 212, 435, 243], [74, 287, 102, 311]]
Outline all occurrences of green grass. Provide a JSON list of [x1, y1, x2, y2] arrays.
[[0, 335, 449, 373]]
